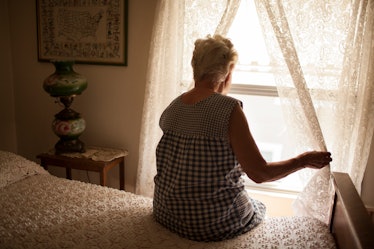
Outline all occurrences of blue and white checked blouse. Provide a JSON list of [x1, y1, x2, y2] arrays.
[[153, 93, 266, 242]]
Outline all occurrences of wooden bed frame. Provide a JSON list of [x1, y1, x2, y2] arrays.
[[331, 172, 374, 249]]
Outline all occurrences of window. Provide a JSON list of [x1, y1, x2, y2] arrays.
[[227, 0, 305, 193]]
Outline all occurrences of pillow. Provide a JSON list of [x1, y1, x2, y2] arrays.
[[0, 151, 49, 188]]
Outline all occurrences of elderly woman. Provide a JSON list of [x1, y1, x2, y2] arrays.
[[153, 35, 332, 242]]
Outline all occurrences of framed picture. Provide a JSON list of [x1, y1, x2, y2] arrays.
[[36, 0, 128, 66]]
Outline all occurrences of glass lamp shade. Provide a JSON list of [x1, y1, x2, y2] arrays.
[[43, 60, 87, 97]]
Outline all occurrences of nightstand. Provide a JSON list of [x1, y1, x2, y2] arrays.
[[37, 146, 128, 190]]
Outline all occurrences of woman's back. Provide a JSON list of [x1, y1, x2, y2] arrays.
[[153, 93, 265, 241]]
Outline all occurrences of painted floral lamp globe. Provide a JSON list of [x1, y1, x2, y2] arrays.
[[43, 60, 88, 154]]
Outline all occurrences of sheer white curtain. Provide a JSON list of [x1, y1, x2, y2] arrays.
[[136, 1, 374, 227], [255, 0, 374, 223], [136, 1, 184, 196], [136, 0, 240, 196]]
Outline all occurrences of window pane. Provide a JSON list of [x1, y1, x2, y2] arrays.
[[229, 93, 305, 192], [227, 0, 275, 87], [227, 0, 269, 66], [232, 65, 276, 87], [231, 94, 286, 149]]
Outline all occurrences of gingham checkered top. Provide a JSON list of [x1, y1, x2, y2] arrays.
[[153, 93, 266, 242]]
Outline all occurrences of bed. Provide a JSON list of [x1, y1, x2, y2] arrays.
[[0, 150, 373, 249]]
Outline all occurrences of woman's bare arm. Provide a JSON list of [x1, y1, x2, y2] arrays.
[[228, 103, 332, 183]]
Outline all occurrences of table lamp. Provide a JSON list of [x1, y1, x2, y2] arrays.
[[43, 60, 88, 154]]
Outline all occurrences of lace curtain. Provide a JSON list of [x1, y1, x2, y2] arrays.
[[136, 0, 374, 224], [254, 0, 374, 223], [136, 0, 240, 196], [136, 1, 184, 196]]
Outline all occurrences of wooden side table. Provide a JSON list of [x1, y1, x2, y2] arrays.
[[37, 147, 128, 190]]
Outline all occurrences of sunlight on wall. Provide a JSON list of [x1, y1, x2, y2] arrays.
[[247, 189, 297, 217]]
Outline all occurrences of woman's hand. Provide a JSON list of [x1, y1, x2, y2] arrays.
[[296, 151, 332, 169]]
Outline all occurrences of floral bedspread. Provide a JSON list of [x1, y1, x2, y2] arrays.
[[0, 151, 336, 249]]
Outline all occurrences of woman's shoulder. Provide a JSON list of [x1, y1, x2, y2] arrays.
[[163, 93, 241, 113], [212, 94, 243, 107]]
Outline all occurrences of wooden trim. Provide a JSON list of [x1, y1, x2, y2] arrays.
[[331, 172, 374, 249]]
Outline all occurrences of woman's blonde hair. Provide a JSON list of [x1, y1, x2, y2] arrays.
[[191, 34, 238, 85]]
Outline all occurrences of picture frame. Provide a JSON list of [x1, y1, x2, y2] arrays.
[[36, 0, 128, 66]]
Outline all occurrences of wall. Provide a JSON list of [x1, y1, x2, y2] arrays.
[[3, 0, 157, 193], [362, 140, 374, 209], [1, 0, 373, 210], [0, 0, 17, 153]]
